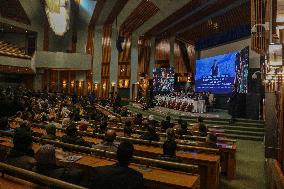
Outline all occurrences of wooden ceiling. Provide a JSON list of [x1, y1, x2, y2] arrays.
[[119, 0, 159, 34], [144, 0, 250, 44], [179, 1, 250, 43], [0, 0, 30, 25]]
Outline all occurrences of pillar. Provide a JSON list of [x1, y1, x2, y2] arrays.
[[93, 26, 103, 97], [149, 37, 155, 79], [110, 26, 119, 92], [57, 70, 60, 92], [169, 36, 175, 68], [130, 34, 139, 100]]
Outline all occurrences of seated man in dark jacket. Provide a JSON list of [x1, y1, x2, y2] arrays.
[[61, 125, 87, 146], [140, 125, 160, 141], [89, 141, 143, 189], [4, 128, 36, 170], [123, 121, 132, 137], [161, 116, 173, 131]]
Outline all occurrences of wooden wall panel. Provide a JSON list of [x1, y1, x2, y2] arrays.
[[101, 25, 112, 98], [138, 38, 151, 76], [251, 0, 268, 54]]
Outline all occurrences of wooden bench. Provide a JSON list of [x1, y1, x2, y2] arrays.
[[0, 162, 86, 189], [0, 136, 200, 189]]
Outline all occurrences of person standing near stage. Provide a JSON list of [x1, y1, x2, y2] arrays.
[[227, 84, 239, 124]]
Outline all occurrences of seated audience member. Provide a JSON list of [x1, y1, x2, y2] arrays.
[[14, 111, 23, 122], [61, 125, 86, 146], [5, 129, 36, 170], [206, 133, 218, 148], [61, 117, 71, 128], [158, 140, 179, 162], [41, 124, 57, 140], [0, 116, 13, 132], [166, 128, 175, 141], [161, 116, 172, 131], [176, 121, 190, 137], [198, 117, 207, 137], [33, 144, 83, 185], [92, 129, 118, 152], [140, 125, 160, 141], [79, 123, 88, 132], [89, 141, 143, 189], [177, 116, 183, 125], [148, 115, 158, 127], [133, 113, 143, 125], [124, 121, 132, 137], [93, 119, 108, 134]]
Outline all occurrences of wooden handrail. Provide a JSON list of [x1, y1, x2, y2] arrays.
[[0, 162, 87, 189]]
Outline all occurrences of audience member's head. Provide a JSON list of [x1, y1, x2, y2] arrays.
[[117, 141, 134, 166], [166, 116, 171, 121], [104, 129, 117, 143], [66, 125, 78, 137], [124, 121, 132, 137], [208, 133, 218, 143], [79, 123, 88, 131], [35, 144, 56, 165], [16, 111, 22, 118], [197, 116, 204, 123], [148, 115, 154, 121], [166, 128, 175, 141], [163, 140, 177, 157], [0, 116, 9, 130], [180, 121, 187, 130], [45, 124, 56, 136], [13, 128, 33, 153], [148, 125, 156, 134]]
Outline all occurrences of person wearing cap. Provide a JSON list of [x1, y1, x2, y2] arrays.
[[92, 129, 118, 152], [89, 141, 143, 189]]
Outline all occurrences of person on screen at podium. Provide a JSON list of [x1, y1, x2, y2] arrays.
[[211, 60, 219, 77]]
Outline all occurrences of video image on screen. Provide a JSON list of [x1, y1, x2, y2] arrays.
[[153, 67, 175, 94], [234, 46, 249, 94], [195, 52, 238, 94]]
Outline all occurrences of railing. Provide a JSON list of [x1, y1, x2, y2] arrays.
[[0, 162, 87, 189]]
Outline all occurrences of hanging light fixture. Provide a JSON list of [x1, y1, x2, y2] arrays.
[[45, 0, 71, 36]]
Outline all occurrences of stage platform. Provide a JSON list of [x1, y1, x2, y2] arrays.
[[129, 102, 231, 119], [127, 103, 265, 141]]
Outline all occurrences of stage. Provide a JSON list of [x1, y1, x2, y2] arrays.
[[128, 102, 231, 120]]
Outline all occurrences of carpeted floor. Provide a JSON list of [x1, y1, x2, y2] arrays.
[[220, 140, 266, 189]]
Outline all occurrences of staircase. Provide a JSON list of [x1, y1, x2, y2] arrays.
[[127, 105, 265, 141]]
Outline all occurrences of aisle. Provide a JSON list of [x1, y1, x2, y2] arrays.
[[220, 140, 266, 189]]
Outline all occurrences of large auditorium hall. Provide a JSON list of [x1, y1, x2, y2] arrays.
[[0, 0, 283, 189]]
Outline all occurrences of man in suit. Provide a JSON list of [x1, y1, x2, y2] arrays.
[[89, 141, 143, 189], [227, 84, 239, 124]]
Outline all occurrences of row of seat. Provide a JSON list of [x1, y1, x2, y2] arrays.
[[0, 40, 31, 59], [0, 130, 200, 189]]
